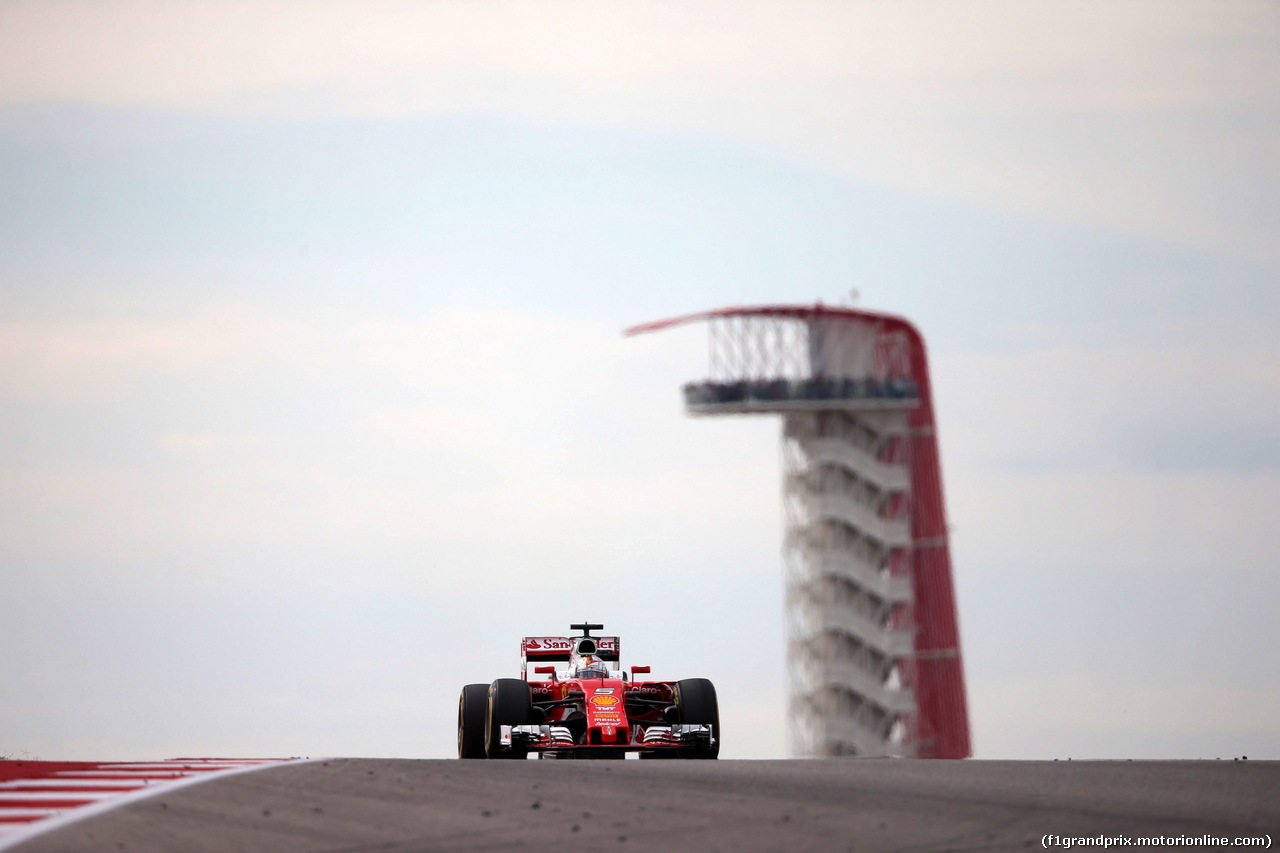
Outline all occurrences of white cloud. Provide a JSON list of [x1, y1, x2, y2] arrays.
[[4, 303, 1274, 590], [934, 321, 1280, 575], [0, 303, 779, 590], [328, 308, 627, 400], [1, 1, 1275, 262], [971, 674, 1280, 758], [3, 1, 1272, 113], [0, 304, 290, 401], [937, 319, 1280, 468], [366, 406, 495, 454], [0, 305, 623, 401], [158, 431, 219, 455], [949, 467, 1278, 578]]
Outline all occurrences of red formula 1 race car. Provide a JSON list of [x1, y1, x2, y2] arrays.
[[457, 623, 719, 760]]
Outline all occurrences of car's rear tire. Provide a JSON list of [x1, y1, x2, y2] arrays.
[[675, 678, 720, 759], [485, 678, 532, 759], [458, 683, 489, 759]]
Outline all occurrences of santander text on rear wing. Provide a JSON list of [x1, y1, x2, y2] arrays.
[[521, 636, 619, 677]]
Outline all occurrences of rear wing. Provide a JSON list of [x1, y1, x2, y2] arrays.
[[521, 636, 619, 678]]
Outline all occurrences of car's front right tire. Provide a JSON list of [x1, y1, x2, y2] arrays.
[[674, 677, 720, 759], [458, 683, 489, 759], [485, 678, 533, 759]]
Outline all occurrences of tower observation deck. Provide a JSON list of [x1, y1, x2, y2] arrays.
[[627, 305, 971, 759]]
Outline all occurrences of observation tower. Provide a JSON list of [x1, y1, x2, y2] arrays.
[[627, 305, 970, 758]]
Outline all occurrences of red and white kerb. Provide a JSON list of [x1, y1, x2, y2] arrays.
[[0, 758, 294, 850]]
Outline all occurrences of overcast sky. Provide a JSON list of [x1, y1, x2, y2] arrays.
[[1, 0, 1276, 761]]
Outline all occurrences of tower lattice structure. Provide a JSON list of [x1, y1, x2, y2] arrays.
[[628, 305, 971, 759]]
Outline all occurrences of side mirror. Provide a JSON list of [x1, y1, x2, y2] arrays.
[[534, 665, 555, 675], [631, 665, 651, 676]]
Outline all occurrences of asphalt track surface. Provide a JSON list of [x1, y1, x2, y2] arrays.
[[10, 759, 1277, 853]]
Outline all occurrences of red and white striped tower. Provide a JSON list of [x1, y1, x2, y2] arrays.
[[628, 305, 971, 758]]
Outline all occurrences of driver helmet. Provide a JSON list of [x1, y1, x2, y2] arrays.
[[576, 654, 608, 678]]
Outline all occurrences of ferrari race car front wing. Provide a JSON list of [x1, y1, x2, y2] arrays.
[[500, 724, 715, 753]]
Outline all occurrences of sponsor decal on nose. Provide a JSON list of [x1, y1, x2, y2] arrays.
[[590, 695, 619, 707]]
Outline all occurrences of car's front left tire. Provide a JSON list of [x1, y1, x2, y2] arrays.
[[458, 683, 489, 759], [485, 678, 533, 759]]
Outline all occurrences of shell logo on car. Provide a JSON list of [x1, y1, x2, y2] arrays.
[[590, 695, 619, 707]]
